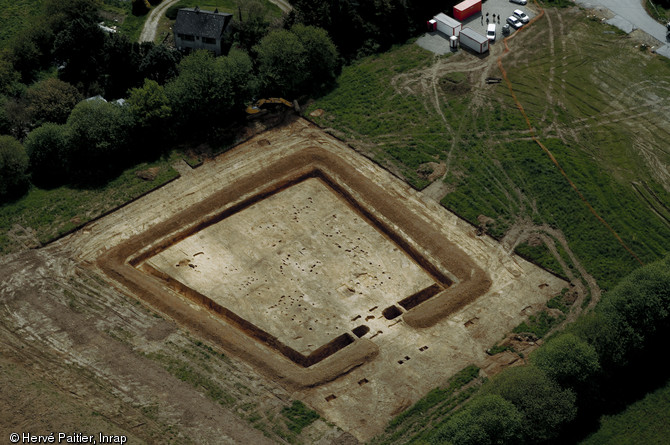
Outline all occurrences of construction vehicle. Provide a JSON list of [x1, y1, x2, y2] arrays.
[[245, 97, 294, 115]]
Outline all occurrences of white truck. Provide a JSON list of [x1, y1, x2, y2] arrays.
[[459, 27, 489, 53], [433, 12, 462, 37]]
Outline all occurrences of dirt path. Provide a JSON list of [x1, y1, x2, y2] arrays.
[[139, 0, 180, 43], [501, 218, 602, 322], [268, 0, 292, 13]]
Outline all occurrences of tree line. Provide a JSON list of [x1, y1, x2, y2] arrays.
[[286, 0, 462, 60], [431, 254, 670, 444], [1, 0, 339, 201]]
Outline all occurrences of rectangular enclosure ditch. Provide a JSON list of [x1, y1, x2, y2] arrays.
[[132, 170, 452, 368]]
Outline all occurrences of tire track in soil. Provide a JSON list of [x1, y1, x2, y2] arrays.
[[501, 218, 601, 322], [496, 1, 644, 267]]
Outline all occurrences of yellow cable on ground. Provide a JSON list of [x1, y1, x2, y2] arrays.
[[495, 2, 644, 265]]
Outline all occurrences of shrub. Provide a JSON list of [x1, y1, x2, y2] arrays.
[[26, 78, 82, 125], [132, 0, 151, 16], [0, 135, 30, 200], [574, 256, 670, 369], [481, 365, 577, 443], [65, 98, 134, 183], [24, 123, 70, 187], [531, 333, 600, 390], [432, 394, 524, 445]]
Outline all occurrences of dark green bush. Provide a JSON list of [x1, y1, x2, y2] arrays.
[[0, 135, 29, 201], [481, 365, 577, 443], [432, 394, 524, 445]]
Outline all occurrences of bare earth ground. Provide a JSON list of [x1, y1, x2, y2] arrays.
[[0, 118, 566, 443]]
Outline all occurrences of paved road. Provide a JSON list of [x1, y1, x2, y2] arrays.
[[575, 0, 670, 57]]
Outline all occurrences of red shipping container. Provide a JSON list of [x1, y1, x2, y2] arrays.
[[453, 0, 481, 21]]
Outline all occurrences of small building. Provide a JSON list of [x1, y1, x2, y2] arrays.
[[459, 27, 489, 53], [173, 7, 233, 56], [453, 0, 482, 21], [433, 13, 462, 37]]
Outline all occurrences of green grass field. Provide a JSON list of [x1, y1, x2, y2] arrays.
[[0, 152, 186, 254], [309, 8, 670, 291], [580, 379, 670, 445]]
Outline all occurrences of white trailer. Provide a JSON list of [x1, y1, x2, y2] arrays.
[[459, 27, 489, 53], [433, 13, 462, 37]]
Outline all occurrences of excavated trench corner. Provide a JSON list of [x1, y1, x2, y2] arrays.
[[97, 142, 491, 386]]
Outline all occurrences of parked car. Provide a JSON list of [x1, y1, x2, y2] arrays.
[[487, 23, 496, 42], [502, 23, 511, 35], [507, 16, 523, 29], [513, 9, 530, 23], [510, 0, 527, 4]]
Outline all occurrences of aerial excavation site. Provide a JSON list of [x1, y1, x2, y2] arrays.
[[26, 118, 564, 441]]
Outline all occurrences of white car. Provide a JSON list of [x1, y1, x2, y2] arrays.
[[510, 0, 527, 4], [513, 9, 530, 23], [506, 16, 523, 29], [487, 23, 496, 42]]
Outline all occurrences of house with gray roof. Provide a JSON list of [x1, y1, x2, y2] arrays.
[[173, 7, 233, 56]]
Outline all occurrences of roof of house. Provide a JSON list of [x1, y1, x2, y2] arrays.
[[173, 7, 233, 39]]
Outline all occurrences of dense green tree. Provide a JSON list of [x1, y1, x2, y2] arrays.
[[24, 123, 69, 187], [9, 30, 45, 84], [132, 0, 151, 16], [166, 49, 255, 131], [0, 97, 10, 136], [481, 365, 577, 443], [0, 52, 22, 96], [254, 29, 307, 97], [432, 394, 524, 445], [8, 0, 101, 83], [2, 96, 30, 140], [26, 78, 82, 126], [288, 0, 449, 60], [100, 33, 145, 99], [128, 79, 171, 129], [43, 0, 102, 34], [127, 79, 172, 155], [575, 257, 670, 369], [53, 18, 107, 95], [140, 44, 181, 85], [230, 0, 272, 52], [291, 24, 339, 92], [65, 98, 134, 182], [0, 135, 30, 200], [217, 49, 256, 111], [532, 333, 600, 390]]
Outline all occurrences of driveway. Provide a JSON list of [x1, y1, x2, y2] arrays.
[[574, 0, 670, 57], [139, 0, 180, 43]]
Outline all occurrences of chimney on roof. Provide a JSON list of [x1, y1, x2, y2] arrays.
[[214, 8, 219, 13], [194, 6, 199, 12]]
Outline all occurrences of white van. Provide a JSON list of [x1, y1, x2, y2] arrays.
[[487, 23, 496, 42]]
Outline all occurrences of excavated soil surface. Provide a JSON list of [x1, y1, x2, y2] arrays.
[[1, 118, 567, 442]]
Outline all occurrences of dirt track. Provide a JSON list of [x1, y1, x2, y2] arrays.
[[139, 0, 180, 43]]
